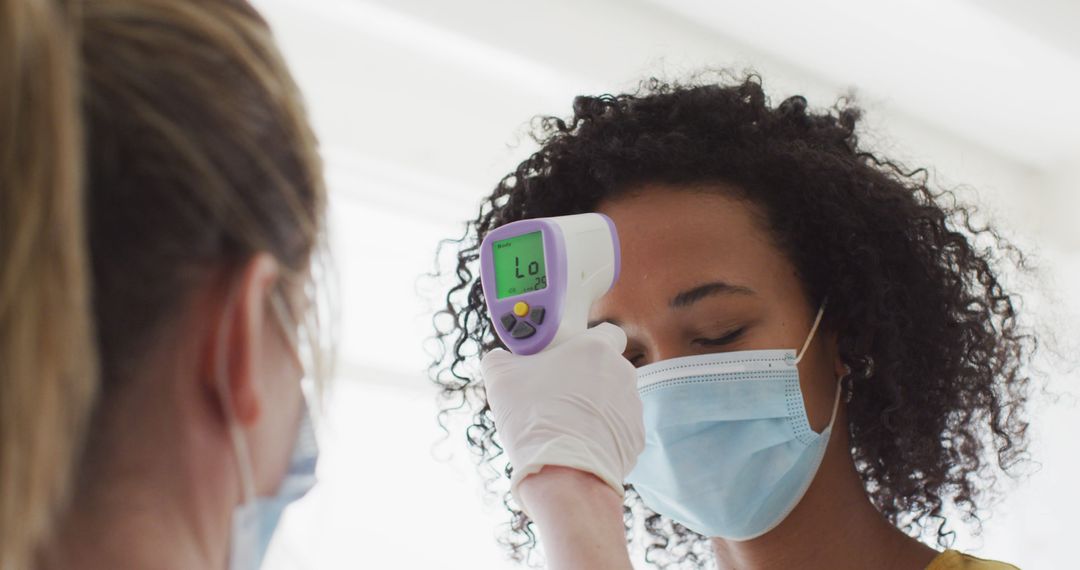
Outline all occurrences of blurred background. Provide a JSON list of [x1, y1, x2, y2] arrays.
[[252, 0, 1080, 568]]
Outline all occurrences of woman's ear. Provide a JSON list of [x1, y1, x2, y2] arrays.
[[206, 254, 282, 428]]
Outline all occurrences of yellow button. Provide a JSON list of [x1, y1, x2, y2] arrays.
[[513, 301, 530, 317]]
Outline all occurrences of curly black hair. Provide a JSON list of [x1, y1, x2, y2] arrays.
[[430, 73, 1034, 568]]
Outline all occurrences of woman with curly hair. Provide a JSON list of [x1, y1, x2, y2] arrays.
[[432, 74, 1031, 569]]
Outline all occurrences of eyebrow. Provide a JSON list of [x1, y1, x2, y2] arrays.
[[588, 281, 756, 328], [670, 281, 755, 308]]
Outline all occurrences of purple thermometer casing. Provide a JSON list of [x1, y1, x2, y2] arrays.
[[480, 214, 620, 355]]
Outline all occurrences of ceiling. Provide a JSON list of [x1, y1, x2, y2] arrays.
[[642, 0, 1080, 170], [253, 0, 1078, 243]]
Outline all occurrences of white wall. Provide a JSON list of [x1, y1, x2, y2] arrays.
[[254, 1, 1080, 567]]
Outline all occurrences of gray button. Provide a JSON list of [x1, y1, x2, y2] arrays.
[[510, 320, 536, 339], [500, 312, 517, 331], [529, 306, 546, 325]]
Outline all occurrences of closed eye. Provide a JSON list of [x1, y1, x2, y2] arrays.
[[624, 327, 747, 367], [693, 327, 745, 347]]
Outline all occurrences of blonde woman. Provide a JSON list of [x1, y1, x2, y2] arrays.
[[1, 0, 326, 568]]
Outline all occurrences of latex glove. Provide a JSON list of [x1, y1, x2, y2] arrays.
[[480, 323, 645, 509]]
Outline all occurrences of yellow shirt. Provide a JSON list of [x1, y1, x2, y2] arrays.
[[927, 550, 1019, 569]]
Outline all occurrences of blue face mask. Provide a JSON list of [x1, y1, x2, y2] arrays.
[[227, 405, 319, 570], [219, 291, 320, 570], [625, 303, 840, 541]]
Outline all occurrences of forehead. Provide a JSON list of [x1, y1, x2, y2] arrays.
[[594, 184, 794, 308]]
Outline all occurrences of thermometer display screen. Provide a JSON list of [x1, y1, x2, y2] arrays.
[[492, 231, 548, 299]]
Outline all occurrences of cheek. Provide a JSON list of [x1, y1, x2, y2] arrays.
[[249, 346, 304, 494], [797, 348, 841, 433]]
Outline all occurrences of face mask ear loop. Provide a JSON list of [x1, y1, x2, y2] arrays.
[[794, 298, 829, 366], [793, 299, 842, 431], [824, 372, 844, 432], [216, 287, 257, 506], [793, 298, 842, 431]]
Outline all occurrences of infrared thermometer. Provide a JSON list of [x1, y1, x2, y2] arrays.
[[480, 213, 620, 355]]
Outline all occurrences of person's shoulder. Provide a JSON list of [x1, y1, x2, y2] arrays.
[[926, 549, 1020, 570]]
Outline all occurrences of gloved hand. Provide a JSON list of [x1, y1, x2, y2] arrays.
[[480, 323, 645, 510]]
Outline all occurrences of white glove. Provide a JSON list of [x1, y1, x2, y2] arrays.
[[480, 323, 645, 509]]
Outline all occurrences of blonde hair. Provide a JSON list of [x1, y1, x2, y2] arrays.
[[1, 1, 96, 568], [0, 0, 326, 567]]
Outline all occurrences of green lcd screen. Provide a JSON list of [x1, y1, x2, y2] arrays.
[[493, 231, 548, 299]]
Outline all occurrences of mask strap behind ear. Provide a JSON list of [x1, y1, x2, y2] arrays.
[[794, 298, 828, 365], [824, 370, 844, 430], [216, 286, 257, 505], [794, 298, 844, 432]]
